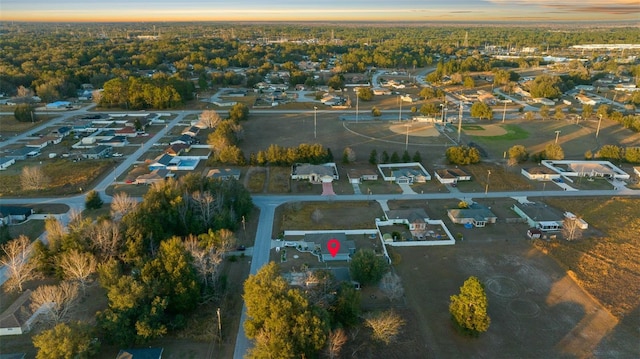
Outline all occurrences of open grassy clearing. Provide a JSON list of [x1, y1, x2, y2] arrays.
[[246, 167, 267, 193], [0, 159, 115, 197], [266, 166, 291, 193], [533, 197, 640, 319], [461, 124, 484, 130], [7, 220, 45, 241], [456, 162, 534, 192], [0, 115, 58, 136], [274, 201, 384, 236]]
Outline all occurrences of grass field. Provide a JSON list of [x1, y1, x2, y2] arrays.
[[472, 124, 529, 141], [461, 124, 485, 130], [0, 159, 115, 197], [533, 197, 640, 319], [0, 115, 58, 137]]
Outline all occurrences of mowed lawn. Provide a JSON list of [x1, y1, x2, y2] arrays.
[[463, 118, 640, 159]]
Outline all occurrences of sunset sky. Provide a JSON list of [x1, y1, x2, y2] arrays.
[[2, 0, 639, 22]]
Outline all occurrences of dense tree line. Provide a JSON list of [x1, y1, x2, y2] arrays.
[[250, 143, 332, 166], [99, 76, 192, 109], [1, 22, 638, 100]]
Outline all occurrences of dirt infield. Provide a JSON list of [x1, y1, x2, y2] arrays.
[[389, 123, 441, 137]]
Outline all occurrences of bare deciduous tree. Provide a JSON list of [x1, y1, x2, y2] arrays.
[[191, 191, 216, 227], [364, 310, 406, 345], [325, 328, 347, 359], [44, 217, 65, 249], [30, 281, 79, 324], [379, 272, 404, 302], [0, 235, 36, 292], [91, 89, 103, 104], [110, 192, 138, 221], [184, 235, 223, 287], [90, 220, 122, 260], [200, 110, 222, 128], [562, 216, 584, 241], [21, 166, 49, 191], [17, 85, 34, 98], [58, 250, 97, 294], [311, 208, 324, 223]]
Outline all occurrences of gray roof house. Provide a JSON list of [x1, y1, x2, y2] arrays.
[[291, 163, 339, 183], [447, 203, 497, 227], [0, 157, 16, 170], [8, 147, 40, 160], [304, 232, 355, 262], [512, 202, 564, 232], [82, 145, 112, 159], [207, 168, 241, 181]]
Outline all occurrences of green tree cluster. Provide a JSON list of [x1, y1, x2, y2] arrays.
[[14, 103, 36, 122], [529, 75, 563, 99], [470, 102, 493, 120], [349, 249, 389, 286], [445, 146, 481, 165], [244, 262, 329, 359], [100, 77, 192, 109], [251, 143, 331, 166]]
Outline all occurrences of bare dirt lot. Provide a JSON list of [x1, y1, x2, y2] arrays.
[[393, 239, 638, 359]]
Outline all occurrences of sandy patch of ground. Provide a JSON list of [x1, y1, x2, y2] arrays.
[[388, 123, 440, 137], [464, 124, 508, 136]]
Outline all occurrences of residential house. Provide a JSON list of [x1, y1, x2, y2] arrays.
[[99, 136, 128, 147], [53, 126, 72, 137], [304, 232, 355, 262], [148, 154, 174, 171], [391, 168, 428, 184], [346, 168, 378, 184], [0, 157, 16, 170], [82, 145, 112, 159], [384, 208, 429, 231], [521, 166, 561, 181], [115, 126, 137, 137], [135, 169, 173, 185], [164, 143, 190, 156], [372, 88, 392, 96], [0, 206, 33, 225], [170, 134, 196, 146], [207, 168, 241, 181], [512, 202, 563, 232], [435, 168, 471, 184], [115, 348, 164, 359], [0, 290, 48, 336], [181, 126, 200, 137], [447, 203, 497, 228], [7, 147, 40, 160], [291, 163, 339, 183], [45, 101, 71, 109], [574, 93, 597, 106], [400, 94, 419, 103], [532, 98, 555, 106], [27, 136, 61, 149]]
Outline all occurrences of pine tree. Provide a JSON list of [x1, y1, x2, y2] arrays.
[[449, 276, 490, 336]]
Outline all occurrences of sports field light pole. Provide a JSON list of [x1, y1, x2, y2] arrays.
[[554, 130, 561, 144], [399, 95, 403, 122], [405, 123, 410, 151], [596, 114, 603, 138], [314, 106, 318, 139]]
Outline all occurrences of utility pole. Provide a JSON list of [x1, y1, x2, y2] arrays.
[[554, 130, 561, 144], [356, 93, 359, 123], [217, 307, 222, 344], [596, 114, 602, 138], [457, 101, 463, 143], [398, 95, 402, 122], [485, 170, 491, 196], [313, 106, 318, 139], [502, 101, 507, 123]]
